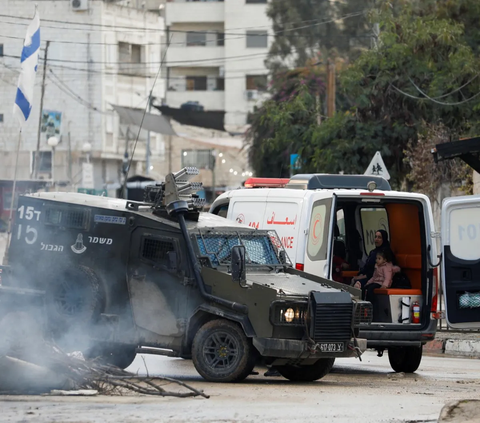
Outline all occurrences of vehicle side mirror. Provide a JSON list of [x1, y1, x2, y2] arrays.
[[167, 251, 177, 271], [231, 245, 246, 283]]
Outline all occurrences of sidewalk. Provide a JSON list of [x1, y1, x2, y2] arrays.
[[425, 329, 480, 358]]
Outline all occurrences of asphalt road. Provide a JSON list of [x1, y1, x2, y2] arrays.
[[1, 351, 479, 423]]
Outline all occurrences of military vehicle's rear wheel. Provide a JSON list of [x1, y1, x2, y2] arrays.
[[87, 344, 138, 370], [192, 319, 256, 383], [388, 345, 423, 373], [46, 265, 104, 350], [276, 358, 335, 382]]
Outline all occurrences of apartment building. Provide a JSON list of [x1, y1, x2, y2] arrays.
[[0, 0, 164, 214], [164, 0, 271, 130]]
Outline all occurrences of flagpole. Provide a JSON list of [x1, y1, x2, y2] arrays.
[[2, 130, 22, 265]]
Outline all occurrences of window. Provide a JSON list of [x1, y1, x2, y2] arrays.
[[246, 0, 267, 3], [306, 198, 333, 262], [186, 76, 207, 91], [118, 42, 143, 74], [45, 207, 90, 230], [0, 44, 3, 57], [142, 238, 175, 265], [360, 208, 389, 255], [182, 149, 214, 169], [186, 31, 207, 47], [217, 32, 225, 46], [449, 208, 480, 261], [246, 31, 268, 48], [0, 114, 3, 123], [246, 74, 268, 91], [216, 77, 225, 91], [31, 151, 52, 174]]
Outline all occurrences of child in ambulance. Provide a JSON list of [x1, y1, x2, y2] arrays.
[[354, 250, 399, 302]]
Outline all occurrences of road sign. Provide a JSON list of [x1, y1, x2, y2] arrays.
[[82, 162, 94, 189], [364, 151, 390, 180]]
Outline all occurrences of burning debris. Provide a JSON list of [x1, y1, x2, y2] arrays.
[[0, 311, 209, 399]]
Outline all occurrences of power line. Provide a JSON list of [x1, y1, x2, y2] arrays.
[[0, 10, 366, 35], [124, 34, 172, 193], [2, 51, 270, 66], [48, 69, 108, 113], [408, 76, 480, 102], [391, 82, 480, 106]]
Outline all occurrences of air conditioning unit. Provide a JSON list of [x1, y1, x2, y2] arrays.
[[246, 90, 258, 101], [71, 0, 88, 11]]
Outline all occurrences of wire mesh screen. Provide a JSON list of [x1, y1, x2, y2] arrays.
[[45, 208, 89, 230], [142, 238, 175, 264], [195, 230, 292, 267]]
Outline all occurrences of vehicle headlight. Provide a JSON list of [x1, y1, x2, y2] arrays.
[[284, 308, 295, 323], [271, 302, 308, 325]]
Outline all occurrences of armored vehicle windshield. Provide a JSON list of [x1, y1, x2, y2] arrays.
[[194, 229, 291, 268]]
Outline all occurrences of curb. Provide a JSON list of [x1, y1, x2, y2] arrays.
[[444, 339, 480, 357], [425, 335, 480, 358]]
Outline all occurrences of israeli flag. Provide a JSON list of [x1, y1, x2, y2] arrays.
[[13, 9, 40, 126]]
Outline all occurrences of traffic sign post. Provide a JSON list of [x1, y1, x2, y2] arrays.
[[364, 151, 390, 180]]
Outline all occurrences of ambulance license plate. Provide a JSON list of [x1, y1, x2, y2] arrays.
[[319, 342, 344, 353]]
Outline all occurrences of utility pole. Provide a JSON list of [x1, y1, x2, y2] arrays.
[[326, 59, 336, 118], [146, 95, 152, 175], [33, 40, 49, 179]]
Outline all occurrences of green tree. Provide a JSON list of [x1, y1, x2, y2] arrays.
[[250, 1, 480, 187], [266, 0, 374, 71]]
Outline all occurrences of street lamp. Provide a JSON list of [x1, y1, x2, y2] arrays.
[[47, 136, 59, 188], [82, 142, 92, 163]]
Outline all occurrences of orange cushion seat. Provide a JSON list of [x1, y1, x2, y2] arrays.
[[374, 288, 422, 296], [395, 254, 421, 270]]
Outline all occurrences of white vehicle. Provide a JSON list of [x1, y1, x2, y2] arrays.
[[211, 173, 480, 372]]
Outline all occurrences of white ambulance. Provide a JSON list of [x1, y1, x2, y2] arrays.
[[210, 174, 480, 373]]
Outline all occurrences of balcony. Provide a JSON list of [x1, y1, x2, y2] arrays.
[[167, 46, 225, 66], [166, 1, 225, 26], [166, 91, 225, 111]]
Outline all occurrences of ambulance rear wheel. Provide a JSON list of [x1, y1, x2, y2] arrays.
[[388, 345, 422, 373], [276, 358, 335, 382]]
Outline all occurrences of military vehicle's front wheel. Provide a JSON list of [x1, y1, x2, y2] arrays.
[[192, 319, 256, 383], [388, 345, 423, 373], [276, 358, 335, 382]]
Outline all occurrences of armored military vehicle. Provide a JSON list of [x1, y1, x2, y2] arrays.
[[2, 168, 372, 382]]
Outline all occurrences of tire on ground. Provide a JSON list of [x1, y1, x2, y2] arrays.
[[388, 345, 423, 373], [87, 344, 138, 369], [192, 319, 256, 383], [276, 358, 335, 382], [45, 265, 104, 349]]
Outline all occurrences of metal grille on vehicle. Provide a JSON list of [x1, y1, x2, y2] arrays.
[[309, 291, 353, 342], [142, 238, 175, 264], [45, 208, 90, 230], [354, 301, 373, 326], [311, 304, 353, 342]]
